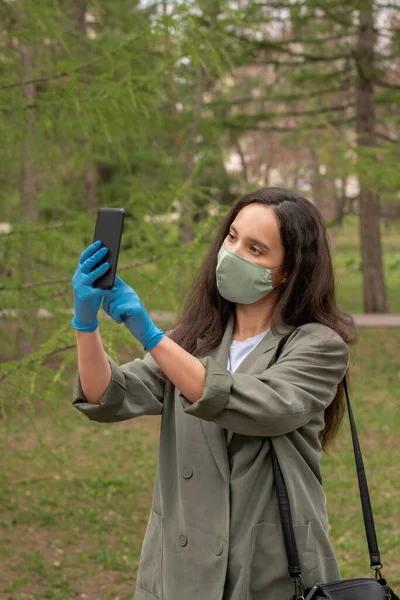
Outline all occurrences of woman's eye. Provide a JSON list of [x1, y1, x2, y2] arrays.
[[228, 233, 262, 256]]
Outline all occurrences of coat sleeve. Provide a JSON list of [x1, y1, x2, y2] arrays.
[[72, 351, 165, 423], [178, 327, 350, 436]]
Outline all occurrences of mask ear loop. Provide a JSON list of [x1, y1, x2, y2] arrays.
[[271, 265, 287, 290]]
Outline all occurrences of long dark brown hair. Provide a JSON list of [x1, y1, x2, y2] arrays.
[[165, 187, 357, 452]]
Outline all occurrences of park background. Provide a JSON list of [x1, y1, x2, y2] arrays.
[[0, 0, 399, 598]]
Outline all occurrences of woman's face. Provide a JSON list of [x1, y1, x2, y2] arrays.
[[223, 203, 287, 288]]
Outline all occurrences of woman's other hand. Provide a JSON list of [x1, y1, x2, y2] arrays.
[[103, 275, 164, 351]]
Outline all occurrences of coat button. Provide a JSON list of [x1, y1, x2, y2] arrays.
[[182, 466, 193, 479], [179, 534, 188, 547], [214, 542, 223, 556]]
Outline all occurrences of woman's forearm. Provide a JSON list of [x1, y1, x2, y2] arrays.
[[76, 328, 112, 404], [149, 335, 205, 403]]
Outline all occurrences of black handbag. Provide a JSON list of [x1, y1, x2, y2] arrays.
[[268, 333, 399, 600]]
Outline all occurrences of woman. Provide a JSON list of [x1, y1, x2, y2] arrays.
[[71, 187, 356, 600]]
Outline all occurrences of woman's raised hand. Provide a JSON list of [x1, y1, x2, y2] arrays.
[[71, 241, 110, 332]]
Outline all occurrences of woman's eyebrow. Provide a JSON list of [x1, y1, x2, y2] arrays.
[[230, 224, 270, 251]]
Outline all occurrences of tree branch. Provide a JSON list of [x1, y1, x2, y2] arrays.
[[0, 54, 112, 91], [264, 32, 357, 45], [231, 33, 352, 62], [0, 98, 87, 112], [223, 117, 356, 133], [212, 84, 352, 107], [250, 1, 299, 8], [228, 103, 355, 123], [258, 44, 351, 62], [0, 30, 148, 91], [375, 3, 400, 8], [250, 1, 355, 26], [376, 132, 399, 143], [375, 79, 400, 90], [0, 73, 163, 112], [0, 344, 75, 385], [0, 255, 162, 291], [320, 5, 355, 27]]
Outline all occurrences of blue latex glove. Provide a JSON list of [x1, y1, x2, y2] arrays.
[[71, 240, 111, 332], [103, 275, 164, 351]]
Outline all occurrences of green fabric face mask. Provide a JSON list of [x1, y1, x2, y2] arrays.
[[216, 243, 283, 304]]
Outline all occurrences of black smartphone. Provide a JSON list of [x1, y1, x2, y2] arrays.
[[92, 207, 125, 289]]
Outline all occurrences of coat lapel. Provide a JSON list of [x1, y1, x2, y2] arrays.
[[193, 313, 295, 482], [193, 315, 234, 483], [234, 318, 295, 374]]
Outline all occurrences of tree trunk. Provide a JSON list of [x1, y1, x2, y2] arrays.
[[181, 67, 203, 214], [17, 2, 38, 357], [236, 139, 249, 183], [356, 1, 388, 312], [176, 68, 204, 297], [74, 0, 86, 35], [310, 149, 338, 250], [73, 0, 97, 212]]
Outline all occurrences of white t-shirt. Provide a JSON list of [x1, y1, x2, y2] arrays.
[[227, 328, 270, 373]]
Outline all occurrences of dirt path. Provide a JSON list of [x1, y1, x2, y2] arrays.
[[1, 309, 400, 327], [150, 310, 400, 328], [351, 314, 400, 327], [149, 312, 400, 328]]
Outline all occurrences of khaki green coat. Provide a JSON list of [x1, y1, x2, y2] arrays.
[[72, 314, 349, 600]]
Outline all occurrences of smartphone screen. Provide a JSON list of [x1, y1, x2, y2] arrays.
[[92, 208, 125, 289]]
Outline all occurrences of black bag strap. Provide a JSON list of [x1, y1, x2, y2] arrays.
[[268, 331, 382, 592]]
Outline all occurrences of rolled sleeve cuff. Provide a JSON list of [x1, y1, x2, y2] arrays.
[[178, 356, 233, 421], [72, 354, 126, 422]]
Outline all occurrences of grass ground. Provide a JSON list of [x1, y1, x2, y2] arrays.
[[0, 327, 399, 599]]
